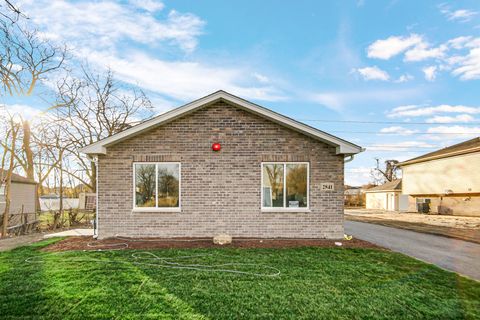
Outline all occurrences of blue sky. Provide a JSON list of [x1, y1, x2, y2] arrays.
[[5, 0, 480, 185]]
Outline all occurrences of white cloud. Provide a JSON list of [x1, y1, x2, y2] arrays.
[[85, 50, 286, 102], [395, 74, 414, 83], [0, 104, 44, 121], [23, 0, 205, 53], [365, 30, 480, 81], [129, 0, 164, 12], [451, 47, 480, 80], [422, 66, 437, 81], [444, 9, 478, 22], [309, 93, 343, 111], [367, 141, 435, 152], [426, 114, 476, 123], [355, 66, 390, 81], [19, 0, 287, 103], [388, 104, 480, 118], [425, 125, 480, 140], [367, 34, 423, 59], [253, 73, 270, 84], [379, 126, 419, 135], [447, 36, 472, 49], [345, 166, 372, 186], [309, 87, 423, 111], [404, 43, 447, 62]]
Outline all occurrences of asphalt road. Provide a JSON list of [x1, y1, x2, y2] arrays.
[[345, 220, 480, 281]]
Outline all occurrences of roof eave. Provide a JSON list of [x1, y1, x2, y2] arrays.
[[399, 147, 480, 167], [80, 91, 363, 156]]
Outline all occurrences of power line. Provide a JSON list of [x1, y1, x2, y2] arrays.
[[297, 119, 480, 125], [330, 131, 480, 135], [362, 145, 437, 149], [365, 149, 435, 152]]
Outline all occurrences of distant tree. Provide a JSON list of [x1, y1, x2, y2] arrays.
[[49, 67, 153, 192], [371, 158, 399, 184], [0, 113, 20, 237], [0, 20, 66, 97], [0, 0, 26, 24]]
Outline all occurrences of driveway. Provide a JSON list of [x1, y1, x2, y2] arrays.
[[345, 220, 480, 281]]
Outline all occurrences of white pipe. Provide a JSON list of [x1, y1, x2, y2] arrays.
[[344, 155, 355, 163], [93, 156, 99, 239]]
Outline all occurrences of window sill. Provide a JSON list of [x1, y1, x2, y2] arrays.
[[261, 208, 311, 213], [132, 208, 181, 213]]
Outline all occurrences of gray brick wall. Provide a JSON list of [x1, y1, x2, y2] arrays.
[[97, 101, 345, 239]]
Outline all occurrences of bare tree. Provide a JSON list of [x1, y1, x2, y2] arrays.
[[371, 158, 399, 184], [50, 67, 153, 191], [0, 21, 66, 97], [0, 0, 27, 24], [0, 113, 20, 237]]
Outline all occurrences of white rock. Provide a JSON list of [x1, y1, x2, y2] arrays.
[[213, 234, 232, 245]]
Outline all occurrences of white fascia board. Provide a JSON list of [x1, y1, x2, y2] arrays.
[[80, 90, 363, 156]]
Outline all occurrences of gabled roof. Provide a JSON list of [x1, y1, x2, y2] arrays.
[[80, 90, 364, 155], [364, 179, 402, 193], [399, 137, 480, 166], [0, 169, 37, 185]]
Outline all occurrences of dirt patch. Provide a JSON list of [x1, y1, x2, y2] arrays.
[[42, 236, 383, 252], [346, 215, 480, 244]]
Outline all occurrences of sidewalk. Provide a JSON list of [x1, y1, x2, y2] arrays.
[[43, 229, 93, 238], [0, 229, 93, 252], [345, 209, 480, 244]]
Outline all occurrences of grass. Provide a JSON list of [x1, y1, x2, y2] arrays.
[[38, 211, 94, 230], [0, 239, 479, 319]]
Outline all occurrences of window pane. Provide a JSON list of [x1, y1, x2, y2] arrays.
[[286, 164, 308, 208], [157, 164, 180, 207], [262, 164, 284, 207], [135, 164, 156, 207]]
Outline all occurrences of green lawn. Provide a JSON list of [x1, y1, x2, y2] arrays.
[[0, 239, 479, 319]]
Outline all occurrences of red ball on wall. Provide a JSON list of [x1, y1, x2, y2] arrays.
[[212, 143, 221, 152]]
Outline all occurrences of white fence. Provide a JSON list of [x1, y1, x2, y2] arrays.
[[39, 198, 79, 212]]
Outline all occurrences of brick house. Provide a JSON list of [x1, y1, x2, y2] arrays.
[[81, 91, 363, 239]]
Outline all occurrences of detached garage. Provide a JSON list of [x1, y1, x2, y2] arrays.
[[365, 179, 408, 211]]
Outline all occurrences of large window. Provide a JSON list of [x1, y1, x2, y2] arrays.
[[134, 163, 180, 210], [262, 162, 309, 210]]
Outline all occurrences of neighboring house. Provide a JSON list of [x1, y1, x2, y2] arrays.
[[81, 90, 363, 239], [365, 179, 408, 211], [0, 170, 38, 226], [344, 186, 367, 207], [344, 187, 363, 197], [399, 137, 480, 216]]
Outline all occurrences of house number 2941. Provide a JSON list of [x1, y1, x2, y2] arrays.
[[321, 183, 334, 191]]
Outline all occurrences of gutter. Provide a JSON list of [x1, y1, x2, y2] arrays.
[[399, 146, 480, 167]]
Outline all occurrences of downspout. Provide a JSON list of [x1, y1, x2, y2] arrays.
[[344, 155, 355, 163], [92, 155, 99, 239]]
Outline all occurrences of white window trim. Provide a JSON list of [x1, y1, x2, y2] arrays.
[[261, 162, 310, 213], [132, 162, 181, 213]]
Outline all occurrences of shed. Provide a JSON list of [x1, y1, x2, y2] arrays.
[[0, 170, 38, 229], [365, 179, 408, 211]]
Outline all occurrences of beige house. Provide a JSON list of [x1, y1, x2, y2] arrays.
[[400, 137, 480, 216], [365, 179, 408, 211], [81, 90, 363, 239], [0, 170, 38, 226]]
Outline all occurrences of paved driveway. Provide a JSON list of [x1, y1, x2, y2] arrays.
[[345, 220, 480, 281]]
